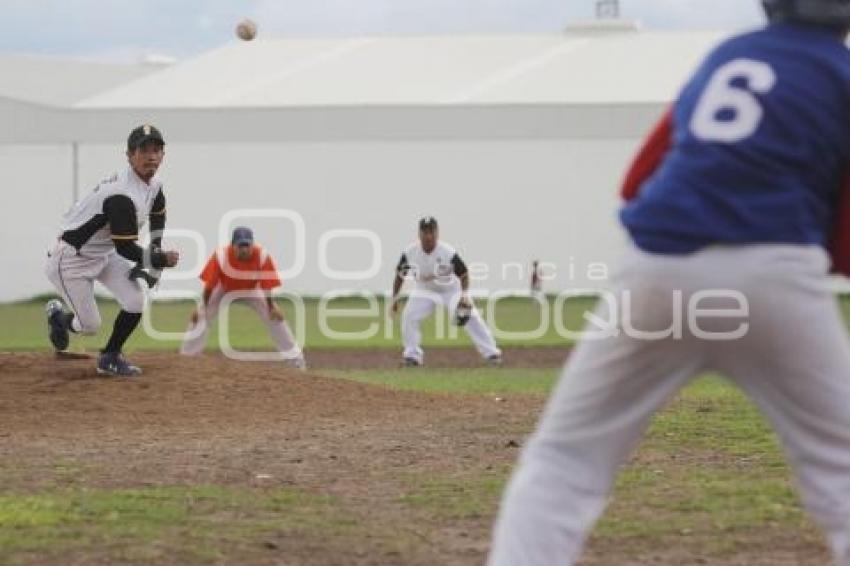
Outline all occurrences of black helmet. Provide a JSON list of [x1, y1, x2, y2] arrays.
[[763, 0, 850, 27]]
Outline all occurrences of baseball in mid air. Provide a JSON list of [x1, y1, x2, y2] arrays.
[[236, 19, 257, 41]]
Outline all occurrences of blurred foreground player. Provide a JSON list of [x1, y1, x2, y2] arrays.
[[490, 2, 850, 564], [180, 227, 306, 370]]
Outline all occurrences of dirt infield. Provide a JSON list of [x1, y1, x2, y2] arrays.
[[1, 351, 539, 565], [0, 351, 829, 565]]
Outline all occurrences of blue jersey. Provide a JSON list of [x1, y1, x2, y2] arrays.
[[621, 24, 850, 254]]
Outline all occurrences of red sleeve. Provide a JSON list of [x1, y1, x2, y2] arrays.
[[621, 108, 674, 201], [258, 253, 282, 290], [828, 172, 850, 276], [199, 253, 221, 291]]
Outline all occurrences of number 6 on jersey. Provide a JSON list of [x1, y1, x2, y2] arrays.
[[690, 58, 777, 143]]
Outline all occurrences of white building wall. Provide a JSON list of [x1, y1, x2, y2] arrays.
[[5, 137, 639, 302], [1, 144, 76, 301]]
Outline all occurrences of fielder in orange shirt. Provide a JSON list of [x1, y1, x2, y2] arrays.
[[179, 226, 306, 369]]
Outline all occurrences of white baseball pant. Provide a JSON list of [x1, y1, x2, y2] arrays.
[[44, 240, 145, 335], [179, 285, 303, 361], [489, 244, 850, 566], [402, 286, 501, 364]]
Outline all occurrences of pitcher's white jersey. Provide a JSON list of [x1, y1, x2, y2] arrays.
[[398, 241, 465, 292], [59, 167, 164, 258]]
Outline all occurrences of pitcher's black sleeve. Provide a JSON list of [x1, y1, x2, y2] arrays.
[[104, 194, 168, 268], [148, 189, 166, 248], [104, 195, 138, 240]]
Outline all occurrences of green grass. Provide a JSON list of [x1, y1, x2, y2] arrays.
[[396, 454, 806, 545], [593, 466, 809, 556], [9, 292, 850, 354], [646, 376, 785, 463], [398, 474, 508, 520], [590, 376, 802, 549], [0, 485, 352, 564], [8, 293, 850, 354], [0, 295, 595, 352], [329, 368, 560, 395], [385, 372, 814, 550]]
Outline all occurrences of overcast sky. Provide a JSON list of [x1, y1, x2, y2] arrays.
[[0, 0, 765, 62]]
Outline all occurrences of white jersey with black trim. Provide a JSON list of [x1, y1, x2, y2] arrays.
[[401, 240, 461, 292], [59, 167, 163, 258]]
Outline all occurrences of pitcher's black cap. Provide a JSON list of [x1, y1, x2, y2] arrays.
[[127, 124, 165, 150]]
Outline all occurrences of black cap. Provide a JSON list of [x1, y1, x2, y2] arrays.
[[419, 216, 438, 231], [127, 124, 165, 150], [231, 226, 254, 246]]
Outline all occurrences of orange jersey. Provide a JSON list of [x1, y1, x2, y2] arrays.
[[200, 245, 281, 292]]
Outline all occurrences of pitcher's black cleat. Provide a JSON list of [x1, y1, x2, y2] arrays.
[[46, 299, 70, 351]]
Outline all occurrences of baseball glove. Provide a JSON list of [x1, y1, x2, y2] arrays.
[[454, 301, 472, 327], [128, 264, 159, 288]]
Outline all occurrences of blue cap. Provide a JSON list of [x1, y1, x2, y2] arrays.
[[231, 226, 254, 246]]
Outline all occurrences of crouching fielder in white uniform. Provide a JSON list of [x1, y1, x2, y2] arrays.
[[180, 226, 306, 370], [489, 3, 850, 564], [391, 216, 501, 367]]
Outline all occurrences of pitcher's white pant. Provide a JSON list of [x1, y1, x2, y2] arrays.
[[402, 287, 501, 363], [489, 244, 850, 566], [180, 285, 303, 362], [44, 240, 144, 335]]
